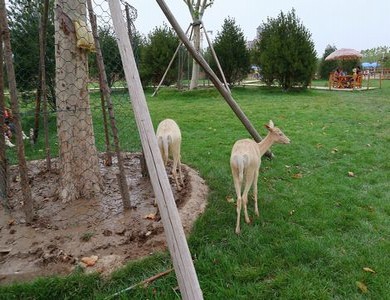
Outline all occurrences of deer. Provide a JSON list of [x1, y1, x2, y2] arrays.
[[156, 119, 184, 191], [230, 120, 290, 234]]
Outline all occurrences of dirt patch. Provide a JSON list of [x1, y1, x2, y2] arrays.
[[0, 153, 208, 286]]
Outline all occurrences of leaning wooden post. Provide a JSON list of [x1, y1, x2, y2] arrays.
[[155, 0, 273, 159], [87, 0, 131, 209], [0, 0, 34, 223], [108, 1, 203, 299], [0, 20, 10, 211], [39, 0, 52, 170]]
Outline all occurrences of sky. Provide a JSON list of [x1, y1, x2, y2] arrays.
[[127, 0, 390, 57]]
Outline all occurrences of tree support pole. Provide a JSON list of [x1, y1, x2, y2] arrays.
[[156, 0, 273, 158], [152, 24, 192, 97], [0, 15, 10, 211], [108, 1, 203, 299], [201, 22, 230, 94], [87, 0, 131, 210]]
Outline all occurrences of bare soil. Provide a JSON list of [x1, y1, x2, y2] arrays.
[[0, 153, 208, 286]]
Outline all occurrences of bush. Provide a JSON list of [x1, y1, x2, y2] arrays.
[[256, 9, 317, 90]]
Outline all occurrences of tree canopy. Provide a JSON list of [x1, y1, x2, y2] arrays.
[[256, 9, 317, 90], [139, 24, 179, 87], [211, 17, 250, 86]]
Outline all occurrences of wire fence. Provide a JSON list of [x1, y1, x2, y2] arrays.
[[1, 0, 149, 220]]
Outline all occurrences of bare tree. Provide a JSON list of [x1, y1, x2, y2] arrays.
[[54, 0, 102, 202], [183, 0, 214, 90], [1, 0, 34, 222]]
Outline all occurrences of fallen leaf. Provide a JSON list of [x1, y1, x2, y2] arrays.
[[226, 195, 234, 203], [356, 281, 368, 293], [144, 213, 156, 220], [363, 267, 376, 273], [331, 148, 338, 153], [348, 171, 355, 177], [81, 255, 98, 267], [292, 173, 303, 179]]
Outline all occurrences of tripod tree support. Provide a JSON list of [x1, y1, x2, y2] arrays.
[[156, 0, 273, 159]]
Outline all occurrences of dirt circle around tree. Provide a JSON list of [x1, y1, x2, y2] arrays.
[[0, 153, 208, 286]]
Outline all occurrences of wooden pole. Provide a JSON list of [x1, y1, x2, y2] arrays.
[[108, 1, 203, 299], [39, 0, 51, 170], [201, 22, 230, 94], [155, 0, 272, 158], [0, 18, 10, 211], [0, 0, 34, 223], [87, 0, 131, 210]]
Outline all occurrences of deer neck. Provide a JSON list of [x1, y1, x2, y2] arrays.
[[257, 133, 274, 157]]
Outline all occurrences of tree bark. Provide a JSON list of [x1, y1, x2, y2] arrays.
[[1, 0, 34, 222], [189, 23, 200, 90], [54, 0, 102, 202]]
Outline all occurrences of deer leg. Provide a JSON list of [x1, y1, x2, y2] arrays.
[[233, 171, 242, 234], [242, 172, 254, 224], [254, 168, 260, 216]]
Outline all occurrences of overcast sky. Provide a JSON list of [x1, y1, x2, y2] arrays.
[[127, 0, 389, 57]]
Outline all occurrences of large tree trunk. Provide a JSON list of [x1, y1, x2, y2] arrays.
[[54, 0, 102, 202], [189, 23, 201, 90]]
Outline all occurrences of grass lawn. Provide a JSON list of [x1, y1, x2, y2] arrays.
[[1, 80, 389, 299]]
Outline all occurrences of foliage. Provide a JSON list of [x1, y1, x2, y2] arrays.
[[6, 0, 55, 103], [139, 24, 179, 87], [211, 17, 251, 86], [256, 9, 317, 90], [361, 46, 390, 68], [318, 45, 338, 79]]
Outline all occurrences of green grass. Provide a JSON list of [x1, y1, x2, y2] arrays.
[[2, 81, 390, 299]]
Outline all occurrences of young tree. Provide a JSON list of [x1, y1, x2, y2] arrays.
[[211, 17, 250, 86], [318, 45, 338, 79], [55, 0, 102, 202], [139, 24, 179, 87], [7, 0, 56, 104], [183, 0, 214, 89], [257, 9, 317, 90], [89, 26, 124, 88]]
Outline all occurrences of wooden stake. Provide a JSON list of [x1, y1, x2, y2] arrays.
[[0, 16, 10, 211], [87, 0, 131, 209], [108, 1, 203, 298], [105, 268, 173, 299]]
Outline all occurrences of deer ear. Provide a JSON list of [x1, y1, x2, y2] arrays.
[[265, 120, 274, 130]]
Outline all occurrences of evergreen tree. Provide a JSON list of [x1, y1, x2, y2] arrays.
[[139, 24, 179, 87], [211, 17, 250, 86], [7, 0, 55, 102], [318, 45, 338, 79], [257, 9, 316, 90]]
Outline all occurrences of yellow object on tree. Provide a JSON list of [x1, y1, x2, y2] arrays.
[[74, 19, 95, 52]]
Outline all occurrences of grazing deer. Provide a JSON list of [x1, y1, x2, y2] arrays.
[[156, 119, 184, 191], [230, 120, 290, 234]]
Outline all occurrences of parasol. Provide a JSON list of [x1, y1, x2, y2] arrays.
[[325, 48, 362, 61]]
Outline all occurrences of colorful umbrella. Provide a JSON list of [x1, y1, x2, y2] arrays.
[[325, 48, 362, 61]]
